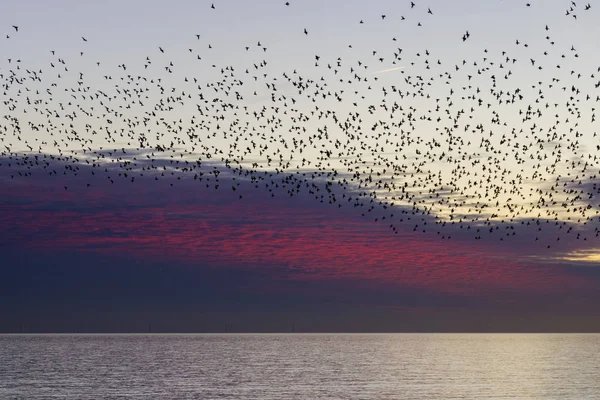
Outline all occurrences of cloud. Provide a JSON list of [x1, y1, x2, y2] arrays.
[[2, 154, 600, 333], [2, 155, 599, 301], [372, 66, 406, 75]]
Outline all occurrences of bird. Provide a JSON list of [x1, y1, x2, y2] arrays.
[[1, 0, 599, 253]]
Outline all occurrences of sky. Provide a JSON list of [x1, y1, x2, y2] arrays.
[[1, 0, 600, 332]]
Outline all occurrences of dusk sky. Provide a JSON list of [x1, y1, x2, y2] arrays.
[[2, 0, 600, 332]]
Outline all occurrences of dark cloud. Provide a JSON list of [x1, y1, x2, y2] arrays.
[[1, 153, 600, 332]]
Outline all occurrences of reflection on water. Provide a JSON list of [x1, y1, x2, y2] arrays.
[[0, 334, 598, 399]]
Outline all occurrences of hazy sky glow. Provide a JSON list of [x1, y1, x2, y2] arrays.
[[2, 0, 600, 332]]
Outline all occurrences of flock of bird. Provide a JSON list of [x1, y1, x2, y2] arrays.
[[1, 1, 600, 249]]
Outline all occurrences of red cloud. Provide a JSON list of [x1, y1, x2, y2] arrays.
[[1, 177, 595, 301]]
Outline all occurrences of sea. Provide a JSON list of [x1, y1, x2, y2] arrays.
[[0, 334, 599, 399]]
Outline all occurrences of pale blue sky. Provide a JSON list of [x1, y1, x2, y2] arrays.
[[2, 0, 600, 243], [3, 1, 600, 332]]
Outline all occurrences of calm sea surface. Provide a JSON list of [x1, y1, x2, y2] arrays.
[[0, 334, 599, 399]]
